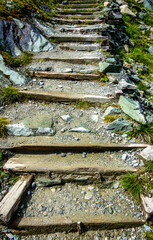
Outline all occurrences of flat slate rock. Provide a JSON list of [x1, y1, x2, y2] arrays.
[[6, 114, 55, 136], [118, 96, 146, 124], [139, 146, 153, 161]]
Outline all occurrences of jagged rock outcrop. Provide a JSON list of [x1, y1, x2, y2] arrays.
[[0, 18, 54, 56], [0, 54, 28, 85]]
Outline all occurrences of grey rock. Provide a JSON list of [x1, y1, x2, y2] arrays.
[[99, 61, 122, 74], [106, 72, 129, 84], [143, 0, 153, 11], [82, 152, 87, 158], [61, 115, 71, 122], [119, 79, 137, 90], [148, 45, 153, 55], [69, 125, 91, 133], [32, 19, 54, 38], [139, 146, 153, 161], [102, 106, 121, 118], [120, 5, 136, 17], [7, 123, 33, 136], [7, 114, 55, 136], [0, 54, 28, 85], [118, 95, 146, 124], [106, 117, 133, 132], [0, 72, 11, 88], [61, 153, 66, 157], [90, 114, 98, 122], [122, 153, 128, 160], [0, 19, 54, 56]]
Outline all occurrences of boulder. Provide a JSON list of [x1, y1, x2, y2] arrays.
[[0, 54, 28, 85], [118, 95, 146, 124], [0, 19, 54, 56], [139, 146, 153, 161], [7, 114, 56, 136], [99, 61, 122, 74], [120, 5, 136, 17], [105, 117, 133, 132]]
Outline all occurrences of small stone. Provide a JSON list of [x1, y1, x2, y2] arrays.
[[85, 192, 92, 200], [122, 153, 128, 161], [61, 153, 66, 157], [82, 152, 87, 158], [31, 182, 36, 188], [61, 115, 71, 122], [58, 85, 63, 88], [130, 138, 135, 143], [90, 115, 98, 123]]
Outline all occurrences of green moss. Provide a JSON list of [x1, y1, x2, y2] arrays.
[[2, 87, 23, 105], [99, 75, 109, 83], [0, 117, 11, 138], [104, 115, 119, 123], [76, 101, 92, 109], [0, 0, 56, 20], [1, 51, 32, 68]]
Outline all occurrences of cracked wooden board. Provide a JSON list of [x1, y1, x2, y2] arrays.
[[0, 175, 33, 224]]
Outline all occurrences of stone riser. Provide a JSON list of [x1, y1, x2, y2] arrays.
[[53, 18, 101, 24]]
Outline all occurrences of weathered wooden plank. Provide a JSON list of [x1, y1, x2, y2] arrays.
[[0, 175, 33, 224], [18, 90, 115, 103], [3, 155, 137, 174], [0, 143, 149, 153], [10, 215, 145, 234], [30, 72, 99, 80]]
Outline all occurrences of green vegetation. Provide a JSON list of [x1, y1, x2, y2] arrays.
[[144, 225, 153, 239], [104, 115, 119, 123], [0, 0, 56, 20], [2, 87, 23, 105], [99, 75, 109, 83], [116, 9, 153, 92], [0, 117, 11, 138], [121, 161, 153, 200], [127, 123, 153, 144], [76, 101, 92, 109], [1, 51, 33, 67]]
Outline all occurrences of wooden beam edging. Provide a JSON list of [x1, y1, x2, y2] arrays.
[[18, 90, 115, 103], [0, 175, 33, 224], [10, 215, 146, 234], [29, 72, 99, 80], [0, 143, 150, 153]]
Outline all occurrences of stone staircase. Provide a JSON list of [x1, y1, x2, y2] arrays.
[[0, 0, 150, 239]]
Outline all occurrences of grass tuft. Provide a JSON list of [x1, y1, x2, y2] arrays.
[[2, 87, 23, 105], [104, 115, 119, 123], [0, 117, 11, 138], [127, 123, 153, 144], [120, 172, 143, 200]]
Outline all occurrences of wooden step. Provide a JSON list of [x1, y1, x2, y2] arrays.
[[0, 175, 33, 224], [57, 8, 99, 13], [3, 153, 137, 175], [59, 4, 98, 8], [1, 143, 149, 153], [56, 14, 98, 19], [59, 43, 99, 51], [50, 35, 105, 42], [17, 90, 114, 103], [10, 215, 145, 234], [53, 18, 101, 24], [30, 72, 99, 80]]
